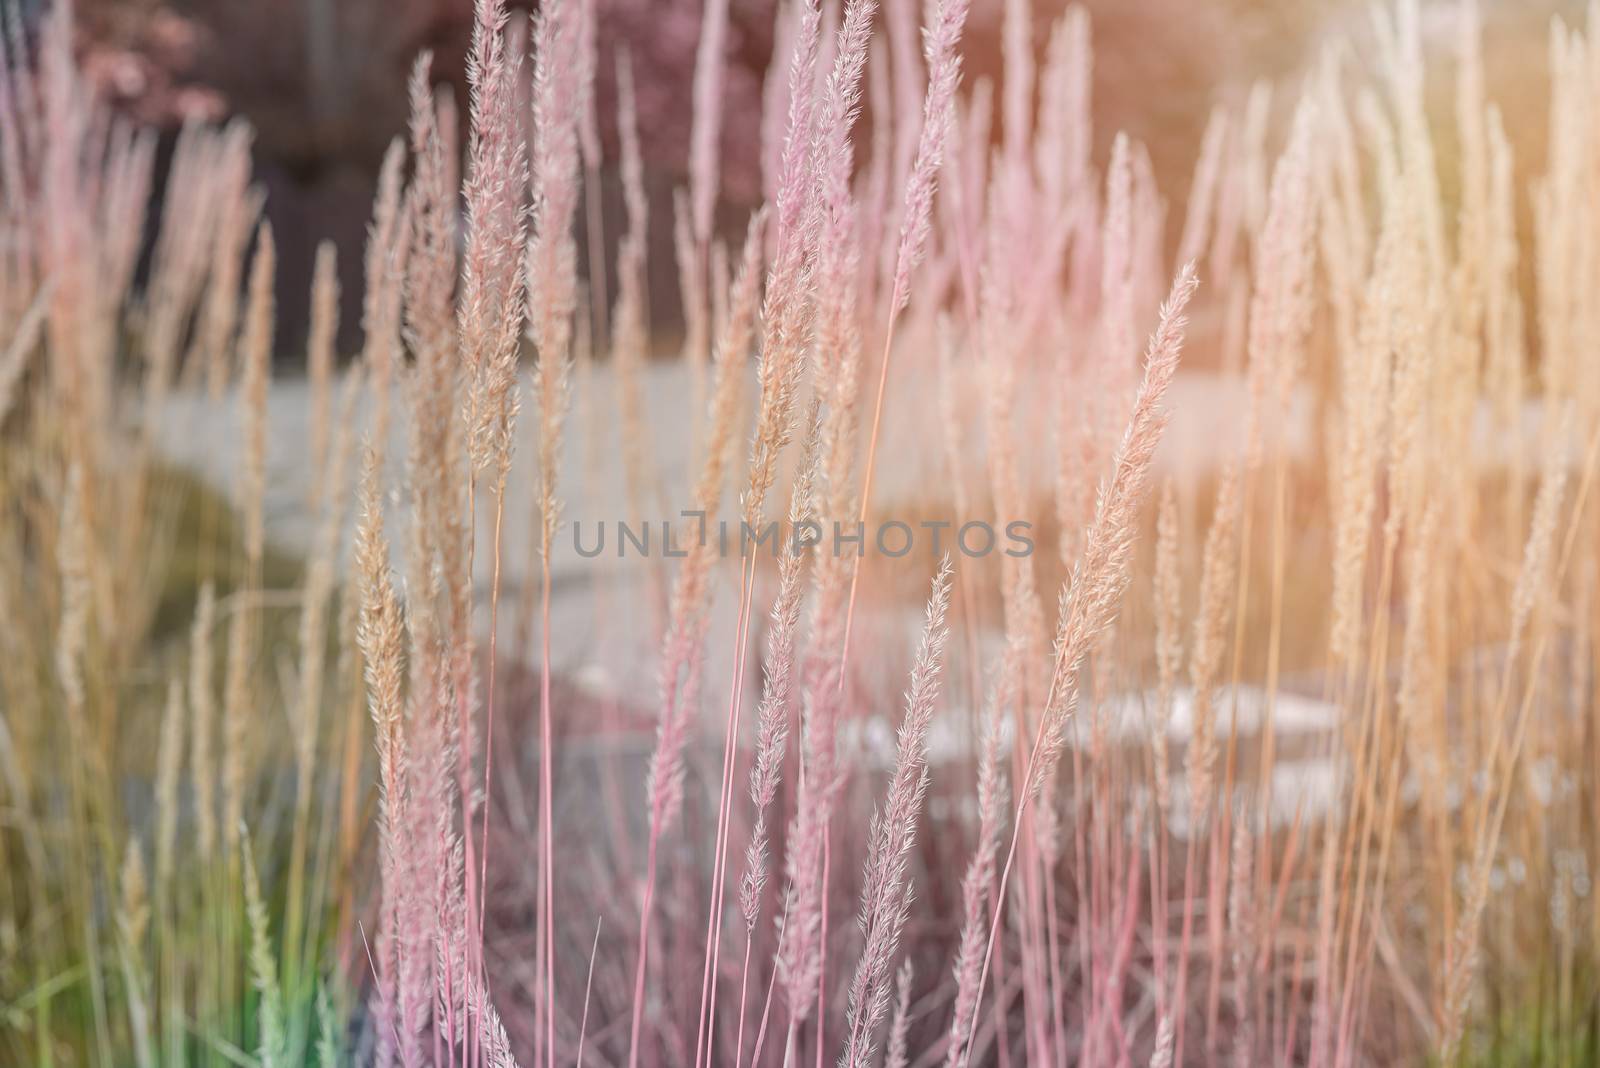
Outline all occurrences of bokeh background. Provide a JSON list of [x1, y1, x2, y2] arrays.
[[60, 0, 1578, 362]]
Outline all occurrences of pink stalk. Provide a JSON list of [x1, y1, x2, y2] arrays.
[[694, 553, 759, 1067], [1033, 9, 1092, 213], [456, 0, 529, 999], [768, 1, 875, 1050], [682, 0, 730, 441], [630, 213, 765, 1068], [883, 0, 924, 196], [816, 841, 830, 1068], [961, 267, 1199, 1066], [839, 563, 955, 1068], [355, 448, 409, 1068], [1105, 839, 1144, 1062], [749, 900, 792, 1068], [944, 649, 1016, 1068], [699, 0, 860, 1058], [520, 4, 584, 1063], [1174, 471, 1244, 1066], [838, 0, 971, 680], [689, 0, 731, 249], [575, 0, 606, 357], [735, 405, 822, 1061], [538, 551, 554, 1068], [630, 0, 824, 1060], [1000, 0, 1033, 172]]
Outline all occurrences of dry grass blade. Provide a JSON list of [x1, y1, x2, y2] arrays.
[[840, 559, 953, 1068]]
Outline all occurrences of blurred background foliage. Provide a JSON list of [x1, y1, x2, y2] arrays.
[[55, 0, 1585, 356]]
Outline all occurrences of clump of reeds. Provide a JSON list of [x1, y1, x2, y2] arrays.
[[9, 0, 1600, 1066]]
